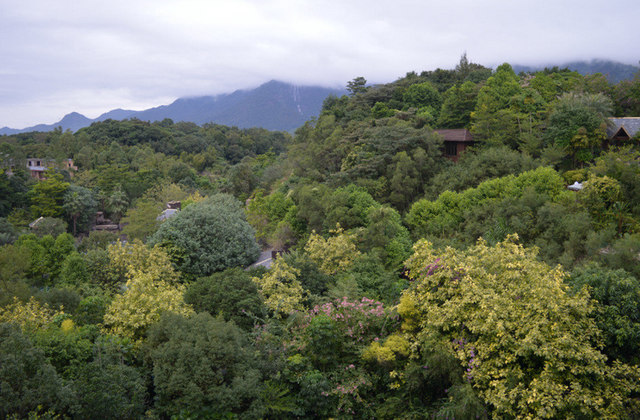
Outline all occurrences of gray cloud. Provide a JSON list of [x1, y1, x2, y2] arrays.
[[1, 0, 638, 128]]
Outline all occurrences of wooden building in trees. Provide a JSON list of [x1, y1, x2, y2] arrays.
[[434, 129, 475, 163], [607, 118, 640, 146]]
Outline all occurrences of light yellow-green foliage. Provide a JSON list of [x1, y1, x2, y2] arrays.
[[0, 296, 63, 332], [121, 183, 192, 242], [407, 166, 565, 238], [181, 191, 206, 209], [305, 225, 361, 275], [60, 318, 75, 333], [145, 182, 191, 206], [582, 174, 622, 206], [401, 236, 640, 419], [103, 240, 192, 341], [362, 334, 410, 364], [108, 239, 180, 284], [562, 168, 587, 183], [120, 199, 163, 242], [252, 258, 304, 317], [396, 294, 420, 333]]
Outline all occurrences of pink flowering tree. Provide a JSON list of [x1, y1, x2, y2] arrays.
[[280, 297, 399, 418]]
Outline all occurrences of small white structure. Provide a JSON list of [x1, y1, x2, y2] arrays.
[[567, 181, 583, 191], [156, 201, 182, 221], [29, 216, 45, 229], [157, 208, 179, 221]]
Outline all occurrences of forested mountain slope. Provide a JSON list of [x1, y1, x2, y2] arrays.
[[513, 58, 639, 84], [1, 55, 640, 419]]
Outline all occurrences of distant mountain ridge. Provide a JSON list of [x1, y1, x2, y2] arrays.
[[512, 59, 639, 84], [0, 80, 345, 135], [2, 60, 637, 136]]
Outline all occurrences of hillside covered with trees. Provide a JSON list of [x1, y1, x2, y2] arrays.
[[1, 55, 640, 419]]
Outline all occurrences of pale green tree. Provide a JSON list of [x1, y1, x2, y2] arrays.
[[399, 236, 640, 419], [402, 81, 443, 120], [305, 225, 361, 275], [470, 63, 523, 144], [107, 185, 129, 224], [148, 194, 261, 277], [102, 240, 192, 341], [544, 92, 613, 166], [252, 258, 304, 317], [0, 296, 64, 332], [63, 185, 97, 236], [120, 199, 163, 242], [28, 170, 69, 218]]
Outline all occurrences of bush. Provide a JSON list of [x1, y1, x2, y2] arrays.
[[184, 268, 266, 330], [35, 287, 82, 314], [71, 347, 146, 420], [74, 295, 111, 326], [77, 231, 119, 253], [149, 194, 260, 277], [145, 313, 265, 419], [0, 217, 18, 246], [568, 263, 640, 364], [31, 217, 68, 239], [0, 323, 71, 418]]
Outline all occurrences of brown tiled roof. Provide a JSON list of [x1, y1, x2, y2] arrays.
[[434, 129, 474, 142]]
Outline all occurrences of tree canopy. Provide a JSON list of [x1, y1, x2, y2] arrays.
[[149, 194, 261, 277], [399, 236, 640, 419], [1, 57, 640, 419]]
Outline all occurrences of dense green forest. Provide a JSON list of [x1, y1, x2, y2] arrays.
[[1, 55, 640, 419]]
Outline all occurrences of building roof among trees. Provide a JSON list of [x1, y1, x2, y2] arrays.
[[434, 128, 474, 142], [156, 208, 179, 221], [608, 117, 640, 139]]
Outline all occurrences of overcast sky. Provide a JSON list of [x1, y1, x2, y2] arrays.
[[1, 0, 638, 129]]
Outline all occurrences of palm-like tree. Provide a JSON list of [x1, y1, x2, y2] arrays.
[[108, 185, 129, 227], [63, 185, 97, 236]]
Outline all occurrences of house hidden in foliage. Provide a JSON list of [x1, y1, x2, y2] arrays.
[[434, 129, 475, 163], [26, 158, 77, 180], [29, 216, 66, 232], [156, 201, 182, 221], [28, 216, 46, 229], [93, 212, 119, 232], [607, 118, 640, 145]]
